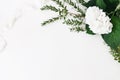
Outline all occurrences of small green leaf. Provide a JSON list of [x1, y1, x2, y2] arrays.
[[96, 0, 106, 10], [102, 16, 120, 50], [86, 25, 95, 35], [40, 5, 59, 12], [41, 16, 62, 26], [83, 0, 96, 7]]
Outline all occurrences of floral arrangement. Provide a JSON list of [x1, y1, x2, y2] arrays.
[[41, 0, 120, 62]]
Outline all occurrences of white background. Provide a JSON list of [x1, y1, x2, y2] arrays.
[[0, 0, 120, 80]]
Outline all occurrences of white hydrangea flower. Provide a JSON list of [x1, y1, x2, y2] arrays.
[[85, 6, 113, 34]]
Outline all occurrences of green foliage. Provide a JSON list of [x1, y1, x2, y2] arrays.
[[102, 16, 120, 50], [111, 49, 120, 62], [41, 7, 68, 25], [85, 25, 95, 35], [77, 0, 86, 4], [63, 19, 85, 32], [70, 27, 85, 32], [83, 0, 96, 7], [63, 19, 82, 26], [52, 0, 65, 8], [41, 5, 59, 12], [41, 0, 85, 32], [41, 0, 67, 26], [104, 0, 119, 13], [102, 16, 120, 62], [96, 0, 106, 10], [102, 16, 120, 49], [41, 16, 62, 26], [59, 7, 68, 17], [109, 0, 119, 3], [64, 0, 84, 15]]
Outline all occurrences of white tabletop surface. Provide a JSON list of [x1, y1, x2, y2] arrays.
[[0, 0, 120, 80]]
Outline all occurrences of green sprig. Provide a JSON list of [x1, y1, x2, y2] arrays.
[[77, 0, 86, 4], [41, 5, 59, 12], [64, 0, 85, 15], [63, 19, 82, 26], [52, 0, 65, 8], [70, 27, 85, 32], [41, 16, 62, 26]]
